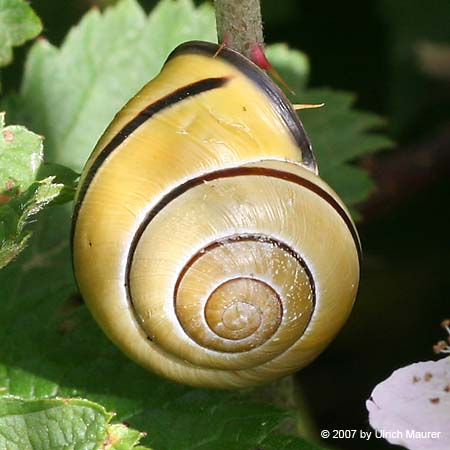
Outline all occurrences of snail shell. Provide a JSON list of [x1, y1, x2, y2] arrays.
[[72, 41, 360, 389]]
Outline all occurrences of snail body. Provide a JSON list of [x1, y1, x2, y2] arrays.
[[72, 41, 360, 389]]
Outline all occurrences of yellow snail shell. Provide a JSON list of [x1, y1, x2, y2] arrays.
[[72, 41, 361, 389]]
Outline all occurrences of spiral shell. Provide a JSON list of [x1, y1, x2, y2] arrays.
[[72, 41, 360, 389]]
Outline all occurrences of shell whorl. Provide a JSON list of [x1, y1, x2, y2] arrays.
[[129, 232, 315, 370], [72, 41, 360, 389]]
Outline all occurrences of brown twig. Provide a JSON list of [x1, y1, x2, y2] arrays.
[[214, 0, 264, 58]]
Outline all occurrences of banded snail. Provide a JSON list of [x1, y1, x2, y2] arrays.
[[72, 41, 360, 389]]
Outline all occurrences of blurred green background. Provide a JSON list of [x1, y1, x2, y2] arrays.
[[5, 1, 450, 449]]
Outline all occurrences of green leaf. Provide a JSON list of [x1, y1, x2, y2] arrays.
[[271, 65, 393, 208], [37, 162, 79, 205], [0, 2, 316, 447], [0, 113, 69, 269], [0, 0, 42, 67], [0, 1, 393, 449], [266, 43, 309, 89], [107, 423, 149, 450], [8, 0, 216, 171], [0, 396, 149, 449], [0, 111, 43, 192], [300, 89, 392, 168], [0, 114, 78, 268], [260, 434, 329, 450], [5, 0, 392, 211], [0, 177, 62, 269], [0, 248, 305, 447]]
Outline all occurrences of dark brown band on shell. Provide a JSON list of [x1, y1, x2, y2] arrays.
[[172, 237, 307, 351], [172, 234, 314, 312], [125, 166, 361, 352], [126, 166, 361, 275], [71, 76, 230, 245], [167, 41, 317, 171]]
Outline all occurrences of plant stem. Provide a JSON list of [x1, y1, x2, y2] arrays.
[[214, 0, 264, 58], [256, 376, 319, 441]]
